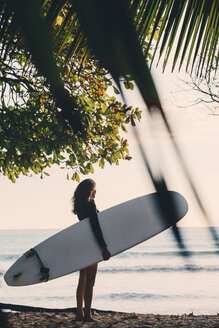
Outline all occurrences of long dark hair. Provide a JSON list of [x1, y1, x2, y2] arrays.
[[72, 179, 96, 214]]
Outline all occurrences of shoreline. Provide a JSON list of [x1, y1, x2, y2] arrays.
[[1, 304, 219, 328]]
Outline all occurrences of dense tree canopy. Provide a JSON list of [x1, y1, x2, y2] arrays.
[[0, 1, 145, 182]]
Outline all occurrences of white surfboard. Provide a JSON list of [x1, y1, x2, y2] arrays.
[[4, 191, 188, 286]]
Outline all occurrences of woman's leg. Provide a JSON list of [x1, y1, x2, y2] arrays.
[[84, 263, 98, 321], [76, 269, 86, 321]]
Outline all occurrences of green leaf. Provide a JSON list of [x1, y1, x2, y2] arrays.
[[86, 163, 94, 173], [21, 167, 27, 175], [99, 157, 105, 169], [75, 172, 80, 182], [113, 86, 120, 94], [9, 172, 16, 183], [124, 81, 130, 89], [121, 124, 127, 132]]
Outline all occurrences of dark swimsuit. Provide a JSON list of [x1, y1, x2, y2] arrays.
[[77, 200, 106, 248]]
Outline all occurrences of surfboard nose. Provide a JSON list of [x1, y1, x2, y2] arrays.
[[175, 191, 189, 219]]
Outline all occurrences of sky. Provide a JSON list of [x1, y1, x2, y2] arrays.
[[1, 65, 219, 230]]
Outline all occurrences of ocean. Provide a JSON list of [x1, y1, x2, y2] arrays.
[[0, 227, 219, 315]]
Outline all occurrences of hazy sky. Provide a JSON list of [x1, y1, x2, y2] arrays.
[[1, 66, 219, 229]]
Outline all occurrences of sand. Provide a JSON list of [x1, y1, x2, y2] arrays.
[[1, 308, 219, 328]]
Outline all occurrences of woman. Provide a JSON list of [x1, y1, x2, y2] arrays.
[[72, 179, 111, 322]]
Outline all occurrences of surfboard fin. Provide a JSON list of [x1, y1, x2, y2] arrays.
[[24, 249, 35, 258], [24, 248, 50, 282], [9, 272, 22, 279], [40, 267, 50, 282]]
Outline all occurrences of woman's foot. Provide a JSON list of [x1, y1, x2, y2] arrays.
[[75, 313, 84, 321], [83, 315, 97, 322]]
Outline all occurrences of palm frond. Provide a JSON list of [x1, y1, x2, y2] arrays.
[[49, 0, 219, 75], [135, 0, 219, 75], [1, 1, 218, 78]]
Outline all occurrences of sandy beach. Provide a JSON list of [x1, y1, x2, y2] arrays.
[[1, 305, 219, 328]]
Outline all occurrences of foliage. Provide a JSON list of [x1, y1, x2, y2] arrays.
[[43, 0, 219, 76], [133, 0, 219, 76], [0, 0, 218, 184], [0, 4, 142, 182]]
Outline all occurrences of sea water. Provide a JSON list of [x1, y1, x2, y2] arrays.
[[0, 227, 219, 315]]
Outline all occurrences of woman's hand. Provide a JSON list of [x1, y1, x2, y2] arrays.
[[101, 247, 111, 261]]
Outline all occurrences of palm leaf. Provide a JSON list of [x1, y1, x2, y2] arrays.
[[149, 1, 173, 68], [190, 2, 213, 74], [45, 0, 67, 26], [1, 1, 218, 78], [172, 0, 196, 72], [205, 8, 219, 76], [141, 0, 167, 56], [38, 0, 219, 76], [131, 0, 218, 75], [136, 0, 160, 44]]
